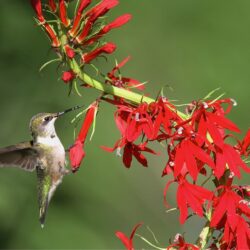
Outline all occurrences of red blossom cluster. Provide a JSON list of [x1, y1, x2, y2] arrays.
[[107, 95, 250, 248], [30, 0, 131, 83]]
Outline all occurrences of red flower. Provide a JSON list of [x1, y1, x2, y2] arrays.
[[164, 178, 213, 224], [76, 0, 119, 43], [122, 142, 157, 168], [42, 23, 61, 47], [166, 234, 199, 250], [59, 0, 70, 27], [115, 223, 142, 250], [214, 143, 250, 179], [105, 56, 144, 90], [30, 0, 60, 47], [114, 103, 154, 142], [82, 43, 116, 63], [69, 0, 92, 37], [219, 214, 250, 250], [69, 102, 98, 171], [69, 140, 85, 172], [30, 0, 45, 23], [236, 128, 250, 156], [172, 139, 215, 181], [48, 0, 57, 12], [192, 99, 240, 149], [210, 179, 250, 230], [62, 70, 75, 83], [64, 45, 75, 59], [85, 0, 119, 21], [84, 14, 132, 45]]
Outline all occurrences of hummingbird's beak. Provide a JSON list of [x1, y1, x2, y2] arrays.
[[55, 105, 83, 117]]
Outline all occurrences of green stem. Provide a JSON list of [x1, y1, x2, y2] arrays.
[[69, 58, 187, 119]]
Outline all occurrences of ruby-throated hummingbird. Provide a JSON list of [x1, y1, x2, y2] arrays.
[[0, 106, 81, 228]]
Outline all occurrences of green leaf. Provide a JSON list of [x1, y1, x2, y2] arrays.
[[39, 58, 61, 72]]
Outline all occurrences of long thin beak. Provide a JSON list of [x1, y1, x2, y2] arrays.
[[56, 105, 83, 117]]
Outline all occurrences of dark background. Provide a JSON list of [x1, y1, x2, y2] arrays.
[[0, 0, 249, 249]]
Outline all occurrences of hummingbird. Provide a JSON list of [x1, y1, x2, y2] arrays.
[[0, 105, 82, 228]]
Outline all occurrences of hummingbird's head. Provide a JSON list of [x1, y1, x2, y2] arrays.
[[29, 113, 58, 138], [29, 105, 83, 138]]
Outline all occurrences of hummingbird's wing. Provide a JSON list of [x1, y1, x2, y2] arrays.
[[0, 141, 39, 172]]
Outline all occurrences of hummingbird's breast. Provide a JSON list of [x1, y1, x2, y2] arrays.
[[35, 135, 66, 176]]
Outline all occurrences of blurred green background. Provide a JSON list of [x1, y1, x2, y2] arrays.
[[0, 0, 249, 249]]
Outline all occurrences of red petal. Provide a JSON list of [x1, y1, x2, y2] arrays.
[[115, 232, 132, 250]]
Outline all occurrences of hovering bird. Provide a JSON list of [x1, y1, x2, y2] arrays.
[[0, 106, 82, 227]]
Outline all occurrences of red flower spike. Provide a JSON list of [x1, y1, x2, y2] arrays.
[[48, 0, 57, 12], [82, 43, 116, 64], [59, 0, 70, 27], [84, 14, 132, 45], [64, 45, 75, 59], [62, 70, 75, 83], [69, 140, 85, 172], [69, 102, 98, 171], [69, 0, 92, 37], [115, 223, 142, 250], [30, 0, 45, 23]]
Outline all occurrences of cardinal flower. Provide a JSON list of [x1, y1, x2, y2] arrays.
[[48, 0, 57, 12], [84, 14, 132, 45], [165, 178, 213, 224], [69, 102, 98, 171], [69, 0, 92, 37], [76, 0, 119, 43], [30, 0, 45, 23], [210, 179, 250, 230], [172, 139, 215, 181], [213, 143, 250, 179], [236, 128, 250, 156], [116, 223, 142, 250], [30, 0, 60, 47], [82, 43, 116, 63], [106, 56, 144, 90], [59, 0, 70, 27]]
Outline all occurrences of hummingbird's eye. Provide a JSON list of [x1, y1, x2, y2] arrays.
[[44, 116, 51, 122]]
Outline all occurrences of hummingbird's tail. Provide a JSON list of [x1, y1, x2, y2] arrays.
[[39, 197, 49, 228], [36, 166, 63, 228], [36, 166, 51, 228]]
